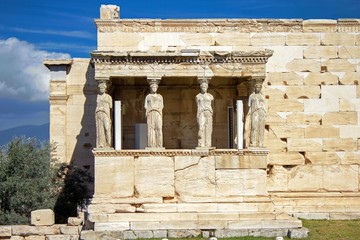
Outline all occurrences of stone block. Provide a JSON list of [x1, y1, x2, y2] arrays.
[[215, 33, 250, 46], [167, 229, 202, 238], [228, 220, 262, 229], [288, 165, 324, 191], [47, 236, 72, 240], [264, 136, 287, 152], [303, 20, 337, 32], [322, 112, 358, 125], [175, 156, 200, 171], [135, 156, 174, 198], [305, 152, 341, 165], [287, 138, 322, 152], [266, 46, 305, 73], [304, 72, 339, 85], [95, 156, 134, 197], [286, 112, 321, 125], [323, 139, 357, 151], [339, 46, 360, 59], [141, 203, 177, 213], [303, 46, 338, 59], [30, 209, 55, 226], [266, 72, 303, 85], [94, 222, 129, 231], [215, 169, 268, 196], [0, 226, 11, 237], [175, 156, 215, 197], [286, 33, 320, 46], [286, 59, 321, 72], [321, 33, 357, 46], [305, 126, 339, 138], [262, 86, 285, 99], [242, 154, 268, 169], [250, 33, 286, 46], [180, 33, 214, 45], [130, 222, 160, 230], [67, 217, 83, 226], [177, 203, 218, 212], [215, 155, 266, 169], [269, 125, 304, 138], [340, 99, 360, 111], [268, 99, 303, 112], [12, 226, 61, 236], [24, 236, 46, 240], [10, 237, 24, 240], [288, 228, 309, 239], [341, 152, 360, 164], [98, 32, 143, 50], [321, 85, 357, 99], [323, 165, 359, 191], [340, 126, 360, 139], [60, 226, 80, 235], [153, 230, 167, 238], [267, 166, 288, 191], [266, 112, 287, 124], [304, 99, 339, 113], [198, 213, 240, 221], [107, 213, 198, 222], [285, 85, 320, 99], [322, 59, 357, 72], [268, 152, 305, 165], [339, 72, 360, 85]]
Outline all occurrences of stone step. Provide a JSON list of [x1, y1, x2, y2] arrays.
[[81, 227, 309, 240], [88, 211, 292, 223], [92, 218, 302, 231], [88, 202, 275, 214]]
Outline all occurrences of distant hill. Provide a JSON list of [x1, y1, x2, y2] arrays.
[[0, 123, 49, 146]]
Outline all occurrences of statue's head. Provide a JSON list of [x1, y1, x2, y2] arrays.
[[199, 81, 209, 93], [150, 83, 158, 93], [98, 81, 107, 94], [254, 82, 262, 93]]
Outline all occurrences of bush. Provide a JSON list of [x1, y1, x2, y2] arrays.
[[0, 137, 92, 225]]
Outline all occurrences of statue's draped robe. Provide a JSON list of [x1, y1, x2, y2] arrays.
[[96, 93, 113, 148], [145, 93, 163, 148], [196, 92, 214, 147]]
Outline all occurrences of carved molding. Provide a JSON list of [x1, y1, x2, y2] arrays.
[[95, 19, 360, 33], [91, 50, 274, 65], [92, 148, 269, 157]]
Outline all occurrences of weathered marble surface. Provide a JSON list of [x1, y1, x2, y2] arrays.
[[196, 79, 214, 148]]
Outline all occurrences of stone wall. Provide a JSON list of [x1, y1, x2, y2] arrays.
[[0, 225, 81, 240]]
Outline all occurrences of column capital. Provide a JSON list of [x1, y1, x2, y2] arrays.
[[147, 76, 162, 85], [197, 76, 212, 85], [251, 76, 266, 84]]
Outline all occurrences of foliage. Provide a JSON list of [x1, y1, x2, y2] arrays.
[[0, 137, 92, 225], [54, 164, 93, 223]]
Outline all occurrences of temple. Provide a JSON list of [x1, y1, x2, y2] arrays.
[[44, 5, 360, 238]]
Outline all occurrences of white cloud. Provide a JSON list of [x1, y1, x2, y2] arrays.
[[13, 28, 94, 39], [0, 37, 70, 101]]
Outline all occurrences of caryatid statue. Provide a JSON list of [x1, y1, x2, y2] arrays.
[[144, 78, 164, 148], [95, 81, 113, 148], [196, 78, 214, 148], [248, 80, 266, 147]]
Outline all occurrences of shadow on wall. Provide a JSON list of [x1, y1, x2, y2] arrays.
[[53, 62, 96, 223]]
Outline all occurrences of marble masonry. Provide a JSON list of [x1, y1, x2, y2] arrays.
[[44, 4, 360, 238]]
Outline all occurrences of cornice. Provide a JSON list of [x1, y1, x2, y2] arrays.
[[94, 18, 360, 33], [91, 49, 274, 65]]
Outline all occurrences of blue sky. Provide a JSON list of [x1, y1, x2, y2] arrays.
[[0, 0, 359, 131]]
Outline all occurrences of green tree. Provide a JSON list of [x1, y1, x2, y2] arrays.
[[0, 137, 92, 224]]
